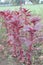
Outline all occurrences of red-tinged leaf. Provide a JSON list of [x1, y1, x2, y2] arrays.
[[0, 11, 5, 16], [30, 16, 40, 25], [21, 8, 28, 12], [26, 13, 31, 16]]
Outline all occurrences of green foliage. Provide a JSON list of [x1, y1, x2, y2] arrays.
[[15, 0, 25, 5], [29, 0, 39, 4]]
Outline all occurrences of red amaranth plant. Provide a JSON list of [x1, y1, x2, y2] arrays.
[[0, 8, 43, 65]]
